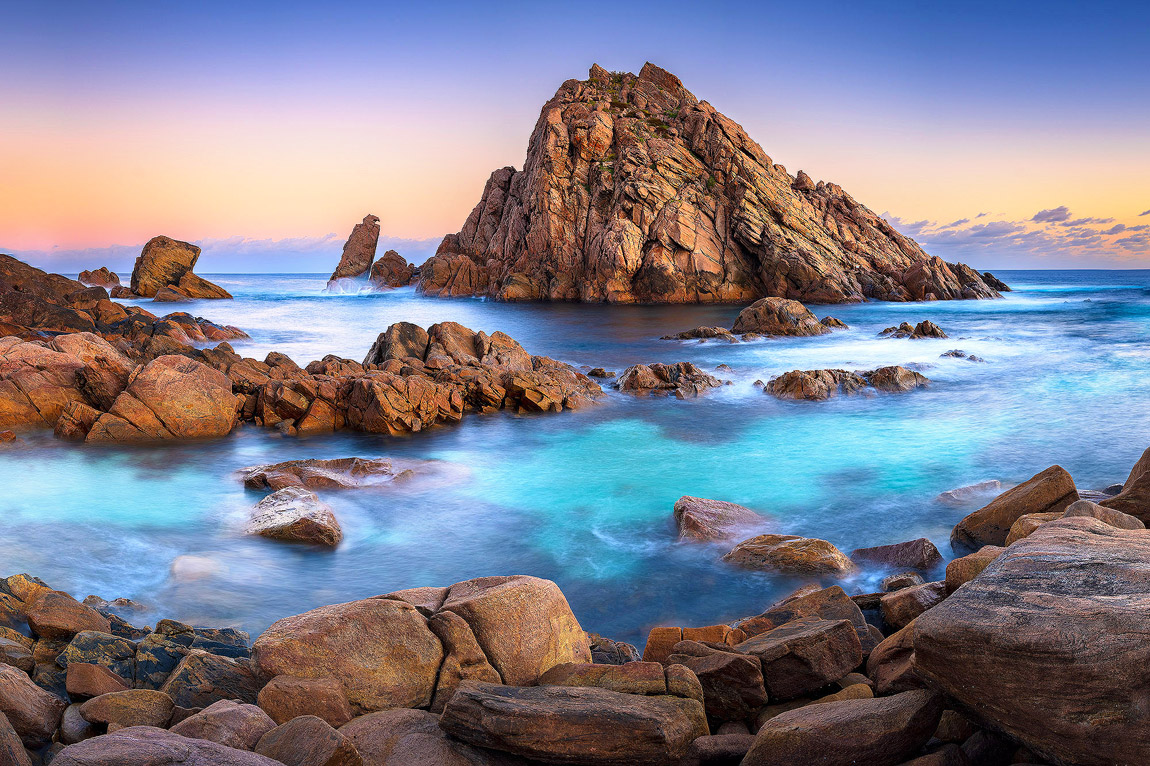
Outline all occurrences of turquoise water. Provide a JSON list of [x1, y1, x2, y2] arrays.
[[3, 270, 1149, 644]]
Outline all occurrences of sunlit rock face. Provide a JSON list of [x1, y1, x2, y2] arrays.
[[423, 62, 1004, 304]]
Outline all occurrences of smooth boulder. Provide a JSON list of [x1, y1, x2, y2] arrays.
[[731, 298, 830, 336], [723, 534, 854, 575], [950, 465, 1078, 549], [673, 496, 764, 541], [51, 726, 282, 765], [245, 487, 343, 546]]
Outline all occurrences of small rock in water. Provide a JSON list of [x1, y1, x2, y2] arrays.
[[245, 487, 343, 547], [586, 367, 616, 379], [241, 457, 396, 491], [936, 479, 1003, 505], [616, 362, 726, 398], [170, 554, 225, 581], [880, 320, 948, 339]]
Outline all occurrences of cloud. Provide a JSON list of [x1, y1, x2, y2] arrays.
[[1062, 217, 1114, 226], [1101, 224, 1127, 235], [942, 218, 970, 228], [1140, 210, 1150, 216], [1032, 206, 1072, 223]]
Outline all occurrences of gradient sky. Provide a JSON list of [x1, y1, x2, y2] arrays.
[[2, 0, 1148, 272]]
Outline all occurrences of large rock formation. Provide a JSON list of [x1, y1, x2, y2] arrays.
[[328, 215, 381, 285], [129, 236, 232, 300], [422, 62, 1005, 304]]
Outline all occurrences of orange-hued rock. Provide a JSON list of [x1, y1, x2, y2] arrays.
[[329, 215, 380, 284], [24, 591, 111, 640], [169, 699, 276, 751], [86, 355, 238, 441], [426, 609, 501, 713], [369, 250, 415, 288], [915, 518, 1150, 766], [950, 465, 1079, 549], [78, 267, 120, 289], [616, 362, 725, 398], [439, 682, 709, 766], [177, 272, 232, 299], [338, 708, 518, 766], [130, 236, 201, 298], [255, 715, 362, 766], [78, 689, 174, 728], [0, 664, 66, 746], [245, 487, 343, 547], [257, 675, 354, 728], [724, 534, 854, 575], [765, 366, 929, 401], [440, 575, 591, 686], [65, 663, 130, 698], [251, 598, 443, 713], [731, 298, 830, 336], [944, 546, 1005, 593], [423, 63, 1003, 304], [673, 496, 765, 541]]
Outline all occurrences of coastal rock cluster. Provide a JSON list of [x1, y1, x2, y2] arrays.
[[422, 62, 1007, 304], [326, 215, 418, 290], [2, 451, 1150, 764], [763, 365, 930, 401], [664, 297, 848, 343]]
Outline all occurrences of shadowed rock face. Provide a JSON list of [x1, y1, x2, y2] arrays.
[[424, 62, 1004, 304], [329, 215, 381, 284]]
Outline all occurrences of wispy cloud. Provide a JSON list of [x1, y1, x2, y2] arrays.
[[1140, 209, 1150, 217]]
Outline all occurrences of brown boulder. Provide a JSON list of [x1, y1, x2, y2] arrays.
[[328, 215, 381, 283], [867, 366, 931, 393], [664, 643, 767, 721], [87, 355, 238, 441], [673, 495, 764, 541], [0, 638, 33, 673], [641, 624, 746, 664], [426, 610, 501, 713], [735, 586, 875, 656], [850, 538, 942, 571], [159, 650, 261, 708], [1064, 498, 1145, 529], [880, 582, 947, 630], [51, 726, 283, 765], [339, 708, 521, 765], [879, 320, 948, 339], [723, 534, 854, 575], [439, 681, 708, 765], [240, 457, 396, 491], [255, 715, 362, 766], [24, 591, 111, 639], [537, 661, 672, 697], [1099, 449, 1150, 523], [369, 250, 416, 288], [0, 664, 66, 745], [731, 298, 830, 336], [130, 236, 201, 297], [866, 621, 923, 696], [616, 362, 725, 398], [439, 575, 590, 686], [733, 617, 863, 700], [0, 712, 31, 766], [743, 690, 942, 766], [256, 675, 353, 727], [916, 517, 1150, 766], [1003, 510, 1062, 544], [79, 689, 174, 728], [950, 465, 1078, 549], [251, 598, 443, 712], [65, 663, 130, 698], [169, 699, 276, 751], [78, 267, 121, 289], [245, 487, 343, 546], [177, 272, 232, 299], [944, 546, 1004, 593]]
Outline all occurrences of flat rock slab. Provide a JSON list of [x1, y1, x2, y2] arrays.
[[916, 517, 1150, 766], [246, 486, 342, 546], [439, 681, 708, 766], [51, 725, 282, 765]]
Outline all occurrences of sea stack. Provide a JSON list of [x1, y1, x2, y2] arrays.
[[328, 214, 381, 286], [421, 62, 1005, 304], [129, 236, 232, 300]]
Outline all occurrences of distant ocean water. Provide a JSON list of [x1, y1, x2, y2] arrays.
[[3, 269, 1149, 644]]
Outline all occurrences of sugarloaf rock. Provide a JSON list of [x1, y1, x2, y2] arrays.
[[329, 215, 380, 284], [422, 62, 1005, 304]]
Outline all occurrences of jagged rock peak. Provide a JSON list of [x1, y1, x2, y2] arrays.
[[328, 214, 381, 284], [420, 63, 1005, 304]]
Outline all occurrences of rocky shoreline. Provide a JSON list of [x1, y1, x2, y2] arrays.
[[0, 449, 1146, 765]]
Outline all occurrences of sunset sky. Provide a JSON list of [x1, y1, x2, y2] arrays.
[[2, 1, 1148, 272]]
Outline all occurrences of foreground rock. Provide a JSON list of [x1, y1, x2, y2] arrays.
[[130, 236, 231, 299], [439, 681, 708, 766], [52, 726, 281, 765], [424, 63, 1004, 303], [245, 487, 343, 546], [765, 366, 928, 401], [616, 362, 725, 398], [328, 215, 381, 285], [917, 517, 1150, 766], [743, 690, 942, 766], [879, 320, 947, 339], [950, 465, 1079, 549], [724, 534, 854, 575], [673, 496, 765, 541]]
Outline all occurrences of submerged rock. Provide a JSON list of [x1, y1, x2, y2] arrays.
[[673, 496, 765, 542], [240, 457, 398, 491], [879, 320, 947, 339], [616, 362, 725, 398], [936, 479, 1002, 505], [661, 326, 738, 342], [723, 534, 854, 575], [424, 63, 1003, 304], [245, 487, 343, 547]]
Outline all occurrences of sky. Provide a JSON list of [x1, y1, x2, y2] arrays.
[[1, 1, 1148, 272]]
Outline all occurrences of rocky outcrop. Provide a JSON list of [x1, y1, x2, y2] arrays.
[[765, 366, 929, 401], [673, 496, 765, 541], [245, 487, 343, 546], [369, 250, 416, 288], [423, 63, 1004, 304], [328, 215, 380, 285], [615, 361, 725, 397], [880, 320, 947, 339], [949, 465, 1079, 550], [731, 298, 830, 336], [916, 517, 1150, 766], [78, 268, 120, 289], [130, 236, 231, 300]]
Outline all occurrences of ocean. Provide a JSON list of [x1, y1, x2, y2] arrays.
[[3, 269, 1148, 644]]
